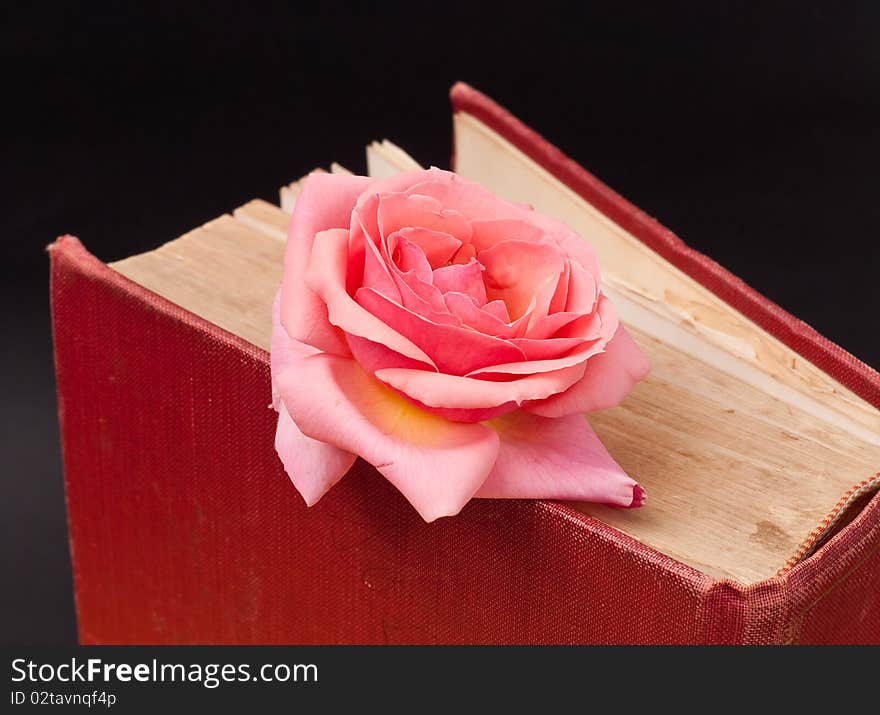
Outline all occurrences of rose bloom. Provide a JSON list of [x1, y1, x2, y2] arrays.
[[271, 168, 649, 521]]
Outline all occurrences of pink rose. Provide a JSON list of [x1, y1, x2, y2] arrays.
[[271, 168, 649, 521]]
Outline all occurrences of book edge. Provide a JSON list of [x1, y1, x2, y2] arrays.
[[49, 235, 270, 365]]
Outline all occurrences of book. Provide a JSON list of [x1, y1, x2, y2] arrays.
[[50, 83, 880, 643]]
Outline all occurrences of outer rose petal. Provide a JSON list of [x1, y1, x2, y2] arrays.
[[281, 172, 374, 355], [275, 402, 356, 507], [270, 290, 316, 408], [526, 326, 650, 417], [306, 227, 436, 370], [275, 352, 500, 522], [475, 411, 644, 507], [272, 292, 357, 505]]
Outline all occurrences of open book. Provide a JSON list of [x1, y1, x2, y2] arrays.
[[105, 114, 880, 586]]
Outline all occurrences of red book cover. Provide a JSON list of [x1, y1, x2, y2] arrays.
[[50, 85, 880, 645]]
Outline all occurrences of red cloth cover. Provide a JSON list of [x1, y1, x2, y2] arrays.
[[49, 86, 880, 644]]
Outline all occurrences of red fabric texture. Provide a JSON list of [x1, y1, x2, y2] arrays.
[[449, 82, 880, 411], [50, 236, 880, 644]]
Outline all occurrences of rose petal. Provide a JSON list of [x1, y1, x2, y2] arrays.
[[390, 267, 459, 322], [469, 218, 546, 253], [271, 290, 317, 409], [390, 233, 432, 282], [432, 259, 487, 304], [525, 272, 563, 333], [465, 296, 619, 378], [525, 326, 650, 417], [346, 193, 374, 292], [360, 212, 402, 302], [401, 171, 533, 223], [451, 241, 477, 265], [383, 232, 462, 318], [395, 399, 520, 424], [281, 172, 373, 355], [272, 290, 357, 505], [522, 310, 583, 340], [444, 292, 508, 336], [556, 231, 602, 283], [401, 173, 593, 270], [377, 192, 473, 247], [559, 293, 618, 343], [356, 287, 525, 375], [475, 411, 643, 507], [443, 292, 531, 339], [548, 258, 571, 315], [275, 402, 356, 507], [481, 299, 510, 322], [394, 226, 462, 267], [509, 336, 586, 361], [562, 261, 599, 315], [384, 232, 455, 317], [478, 239, 565, 320], [465, 335, 604, 378], [375, 362, 586, 418], [275, 352, 500, 522], [345, 334, 442, 374], [306, 228, 436, 369], [372, 236, 464, 327]]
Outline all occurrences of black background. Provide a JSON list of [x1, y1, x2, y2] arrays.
[[2, 2, 878, 644]]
